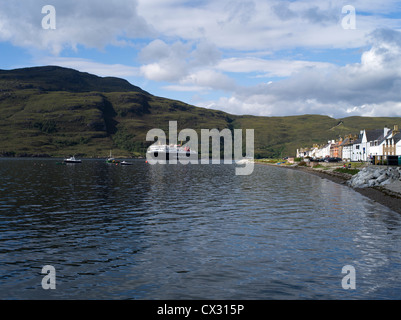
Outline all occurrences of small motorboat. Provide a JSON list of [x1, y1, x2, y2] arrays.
[[63, 156, 82, 163], [120, 161, 133, 166]]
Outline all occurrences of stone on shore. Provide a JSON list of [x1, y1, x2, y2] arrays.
[[347, 166, 401, 189]]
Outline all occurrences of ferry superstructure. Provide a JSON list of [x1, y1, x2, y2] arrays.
[[146, 144, 197, 160]]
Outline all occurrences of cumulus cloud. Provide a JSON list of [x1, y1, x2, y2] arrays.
[[181, 69, 237, 91], [272, 1, 339, 26], [137, 0, 375, 51], [204, 28, 401, 118], [139, 40, 190, 81], [139, 39, 222, 83], [136, 27, 401, 119], [0, 0, 154, 54]]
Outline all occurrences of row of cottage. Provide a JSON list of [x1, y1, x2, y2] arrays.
[[297, 125, 401, 163]]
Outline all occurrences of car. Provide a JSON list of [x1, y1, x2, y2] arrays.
[[325, 157, 342, 162]]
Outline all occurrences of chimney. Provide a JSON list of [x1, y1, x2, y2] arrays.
[[394, 125, 399, 134], [384, 126, 390, 137]]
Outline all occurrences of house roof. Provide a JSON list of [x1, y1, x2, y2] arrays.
[[391, 132, 401, 144], [375, 130, 394, 145], [341, 137, 353, 146], [366, 129, 384, 142]]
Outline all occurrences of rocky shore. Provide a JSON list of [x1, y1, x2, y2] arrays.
[[347, 166, 401, 188], [256, 161, 401, 215]]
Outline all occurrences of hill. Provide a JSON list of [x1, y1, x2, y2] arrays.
[[0, 66, 148, 94], [0, 66, 400, 158]]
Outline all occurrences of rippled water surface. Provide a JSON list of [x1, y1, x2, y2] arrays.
[[1, 158, 401, 299]]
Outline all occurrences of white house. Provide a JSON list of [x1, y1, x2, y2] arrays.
[[352, 129, 384, 161], [315, 140, 334, 158], [297, 145, 319, 158], [364, 129, 385, 161], [382, 128, 401, 157], [342, 144, 352, 160], [297, 125, 401, 162], [396, 133, 401, 155], [340, 135, 356, 161], [369, 127, 392, 159], [351, 135, 362, 161]]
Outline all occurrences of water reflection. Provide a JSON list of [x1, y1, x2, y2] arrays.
[[0, 159, 400, 299]]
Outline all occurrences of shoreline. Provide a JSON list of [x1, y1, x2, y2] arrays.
[[256, 162, 401, 215]]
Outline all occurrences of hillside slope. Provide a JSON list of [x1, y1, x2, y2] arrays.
[[0, 66, 400, 158]]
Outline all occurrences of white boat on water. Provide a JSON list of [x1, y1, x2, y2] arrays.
[[106, 150, 120, 163], [147, 143, 197, 160], [121, 160, 133, 166], [64, 156, 82, 163]]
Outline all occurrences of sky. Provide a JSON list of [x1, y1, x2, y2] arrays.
[[1, 0, 401, 119]]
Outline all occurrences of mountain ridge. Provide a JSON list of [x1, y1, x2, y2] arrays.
[[0, 65, 149, 94]]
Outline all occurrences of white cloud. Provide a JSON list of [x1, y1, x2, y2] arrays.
[[197, 28, 401, 118], [138, 39, 171, 63], [140, 62, 186, 82], [216, 57, 335, 78], [162, 85, 209, 92], [0, 0, 154, 54], [181, 69, 236, 91], [138, 39, 221, 83], [345, 102, 401, 117], [2, 1, 400, 57], [137, 0, 398, 51]]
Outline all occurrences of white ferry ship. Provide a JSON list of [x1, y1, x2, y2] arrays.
[[147, 143, 197, 160]]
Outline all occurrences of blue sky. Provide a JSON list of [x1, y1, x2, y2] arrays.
[[1, 0, 401, 118]]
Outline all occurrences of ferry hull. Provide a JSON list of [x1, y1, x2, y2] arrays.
[[147, 151, 197, 161]]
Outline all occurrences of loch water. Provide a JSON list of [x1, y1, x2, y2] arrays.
[[0, 158, 400, 299]]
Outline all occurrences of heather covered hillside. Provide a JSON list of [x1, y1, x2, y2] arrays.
[[1, 66, 401, 158]]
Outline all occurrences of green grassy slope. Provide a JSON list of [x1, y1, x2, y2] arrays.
[[1, 66, 400, 158]]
